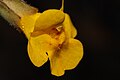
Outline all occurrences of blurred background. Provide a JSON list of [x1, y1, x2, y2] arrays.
[[0, 0, 120, 80]]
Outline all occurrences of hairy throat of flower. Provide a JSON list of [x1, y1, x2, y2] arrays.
[[49, 25, 65, 56], [31, 25, 65, 48]]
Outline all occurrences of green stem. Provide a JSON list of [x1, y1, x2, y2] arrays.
[[0, 0, 38, 27], [0, 1, 20, 27]]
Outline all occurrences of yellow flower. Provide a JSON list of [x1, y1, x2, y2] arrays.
[[20, 0, 83, 76]]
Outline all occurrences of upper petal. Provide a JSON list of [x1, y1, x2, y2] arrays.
[[28, 34, 57, 67], [34, 9, 65, 31], [63, 13, 77, 38], [20, 13, 40, 39]]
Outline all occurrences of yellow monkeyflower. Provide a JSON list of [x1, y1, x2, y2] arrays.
[[20, 0, 83, 76]]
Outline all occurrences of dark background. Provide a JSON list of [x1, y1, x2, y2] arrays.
[[0, 0, 120, 80]]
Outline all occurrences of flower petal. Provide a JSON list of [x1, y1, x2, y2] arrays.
[[48, 38, 83, 76], [34, 9, 65, 31], [63, 14, 77, 38], [20, 13, 40, 39], [60, 38, 83, 70], [58, 31, 66, 44], [47, 49, 65, 76], [28, 34, 57, 67]]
